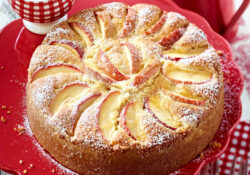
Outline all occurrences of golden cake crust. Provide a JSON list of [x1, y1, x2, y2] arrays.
[[27, 2, 224, 175]]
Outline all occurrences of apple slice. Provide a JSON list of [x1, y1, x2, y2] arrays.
[[144, 98, 179, 130], [158, 28, 185, 50], [162, 89, 205, 106], [69, 22, 94, 47], [97, 91, 124, 139], [120, 102, 146, 141], [50, 83, 88, 115], [121, 43, 142, 74], [96, 50, 129, 81], [132, 60, 161, 86], [82, 62, 115, 84], [32, 65, 83, 82], [162, 62, 212, 84], [49, 40, 84, 58], [96, 11, 116, 38], [72, 93, 101, 133], [120, 8, 137, 38], [145, 11, 168, 36]]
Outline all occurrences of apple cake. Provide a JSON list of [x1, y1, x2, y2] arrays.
[[27, 2, 224, 175]]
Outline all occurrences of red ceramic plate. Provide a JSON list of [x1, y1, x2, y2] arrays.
[[0, 0, 244, 174]]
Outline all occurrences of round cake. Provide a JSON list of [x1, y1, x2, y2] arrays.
[[27, 2, 224, 175]]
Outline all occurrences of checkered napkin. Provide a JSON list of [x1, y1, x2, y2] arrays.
[[218, 121, 250, 174], [8, 0, 75, 23]]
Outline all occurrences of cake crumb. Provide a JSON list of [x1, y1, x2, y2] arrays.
[[51, 169, 55, 173], [216, 50, 224, 56], [200, 152, 204, 159], [1, 116, 6, 123], [23, 169, 27, 174], [1, 105, 6, 110], [28, 163, 33, 169], [13, 127, 17, 131], [17, 125, 26, 135], [19, 160, 23, 165], [1, 66, 4, 70], [210, 141, 221, 148], [7, 110, 11, 114]]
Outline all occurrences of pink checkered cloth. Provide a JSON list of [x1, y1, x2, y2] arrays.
[[8, 0, 75, 23], [218, 121, 250, 174]]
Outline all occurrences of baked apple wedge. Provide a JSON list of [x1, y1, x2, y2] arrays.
[[122, 43, 142, 74], [82, 60, 115, 84], [50, 83, 89, 115], [144, 97, 181, 130], [132, 60, 161, 86], [162, 62, 212, 84], [72, 93, 101, 132], [31, 65, 83, 82], [145, 11, 168, 36], [158, 28, 184, 50], [97, 50, 129, 81], [97, 91, 124, 139], [120, 8, 137, 38], [162, 89, 205, 106], [120, 102, 146, 141], [69, 22, 95, 47], [49, 40, 84, 58], [96, 11, 116, 38]]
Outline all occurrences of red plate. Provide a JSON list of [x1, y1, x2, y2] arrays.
[[0, 0, 244, 174]]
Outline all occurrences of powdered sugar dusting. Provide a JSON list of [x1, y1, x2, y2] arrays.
[[46, 27, 70, 39], [166, 12, 187, 27], [31, 78, 54, 109], [184, 24, 207, 43], [26, 2, 225, 173], [23, 116, 77, 175], [137, 6, 158, 27]]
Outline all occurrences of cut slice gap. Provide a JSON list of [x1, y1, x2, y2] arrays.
[[96, 50, 129, 81], [49, 40, 84, 58], [145, 97, 182, 130], [122, 42, 142, 74], [120, 102, 146, 141], [163, 52, 198, 61], [97, 91, 124, 140], [162, 62, 212, 84], [72, 93, 101, 135], [32, 65, 83, 82], [69, 22, 95, 47], [144, 11, 168, 36], [120, 7, 137, 38], [162, 89, 205, 106], [163, 52, 200, 58], [50, 83, 88, 115], [96, 11, 116, 38]]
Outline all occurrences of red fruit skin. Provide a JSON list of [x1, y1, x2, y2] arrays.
[[145, 11, 168, 36], [144, 98, 177, 130], [49, 40, 84, 58], [120, 102, 137, 140], [121, 42, 142, 74], [158, 28, 185, 50], [31, 64, 83, 82], [120, 8, 137, 38], [97, 50, 129, 81], [69, 22, 95, 46]]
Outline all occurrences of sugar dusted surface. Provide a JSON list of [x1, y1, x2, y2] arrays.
[[27, 0, 224, 159]]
